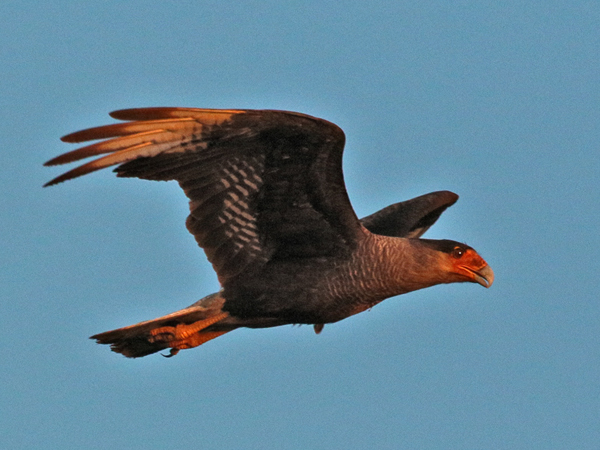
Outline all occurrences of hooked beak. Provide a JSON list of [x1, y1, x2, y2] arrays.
[[466, 264, 494, 288]]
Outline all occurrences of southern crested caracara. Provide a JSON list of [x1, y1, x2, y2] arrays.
[[45, 108, 493, 358]]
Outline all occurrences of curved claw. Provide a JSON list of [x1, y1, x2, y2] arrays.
[[161, 348, 180, 358]]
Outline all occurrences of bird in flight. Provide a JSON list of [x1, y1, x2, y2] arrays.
[[45, 107, 493, 358]]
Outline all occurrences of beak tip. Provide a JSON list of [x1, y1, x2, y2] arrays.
[[477, 265, 494, 288]]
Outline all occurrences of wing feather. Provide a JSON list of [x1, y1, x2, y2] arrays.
[[360, 191, 459, 238], [44, 142, 156, 186], [109, 107, 243, 121], [45, 130, 166, 165], [46, 108, 363, 288], [60, 118, 198, 143]]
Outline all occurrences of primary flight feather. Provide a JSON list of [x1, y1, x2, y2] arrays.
[[45, 107, 493, 358]]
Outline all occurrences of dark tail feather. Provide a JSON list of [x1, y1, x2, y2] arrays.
[[90, 292, 234, 358]]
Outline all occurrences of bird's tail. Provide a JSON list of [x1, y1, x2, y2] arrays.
[[90, 292, 234, 358]]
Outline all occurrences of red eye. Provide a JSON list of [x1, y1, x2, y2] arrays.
[[452, 247, 464, 259]]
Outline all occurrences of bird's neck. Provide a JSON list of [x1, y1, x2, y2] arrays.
[[359, 233, 450, 297], [318, 233, 452, 321]]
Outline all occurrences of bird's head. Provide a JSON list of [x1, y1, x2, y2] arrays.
[[419, 239, 494, 288]]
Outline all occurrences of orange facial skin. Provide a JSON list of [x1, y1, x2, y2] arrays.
[[451, 247, 494, 288]]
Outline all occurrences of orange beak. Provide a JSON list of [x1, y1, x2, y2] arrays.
[[455, 249, 494, 288]]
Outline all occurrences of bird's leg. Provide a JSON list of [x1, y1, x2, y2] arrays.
[[148, 312, 229, 355], [149, 312, 229, 341], [162, 331, 229, 357]]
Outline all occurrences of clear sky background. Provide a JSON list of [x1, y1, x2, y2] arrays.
[[2, 1, 599, 449]]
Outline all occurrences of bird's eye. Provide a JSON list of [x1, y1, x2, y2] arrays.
[[452, 247, 464, 259]]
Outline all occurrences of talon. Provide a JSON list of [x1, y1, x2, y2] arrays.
[[161, 348, 180, 358]]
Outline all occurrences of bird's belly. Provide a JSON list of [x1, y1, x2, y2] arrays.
[[221, 256, 396, 325]]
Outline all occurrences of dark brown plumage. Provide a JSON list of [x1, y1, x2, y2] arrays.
[[45, 107, 494, 358]]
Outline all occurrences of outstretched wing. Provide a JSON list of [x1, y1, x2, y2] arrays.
[[45, 108, 364, 284], [360, 191, 458, 238]]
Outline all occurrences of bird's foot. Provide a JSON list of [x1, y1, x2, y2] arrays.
[[149, 312, 229, 342], [148, 312, 229, 356]]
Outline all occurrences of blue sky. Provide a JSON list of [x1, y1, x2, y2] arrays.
[[2, 1, 599, 449]]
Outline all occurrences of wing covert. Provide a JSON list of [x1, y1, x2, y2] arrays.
[[360, 191, 458, 238]]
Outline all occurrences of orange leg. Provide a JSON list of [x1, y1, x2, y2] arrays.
[[147, 312, 230, 356], [162, 330, 230, 357], [149, 312, 229, 341]]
